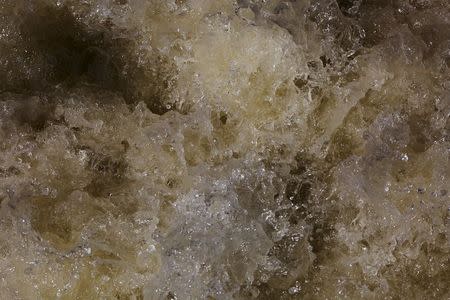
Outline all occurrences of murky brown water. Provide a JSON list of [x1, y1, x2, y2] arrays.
[[0, 0, 449, 299]]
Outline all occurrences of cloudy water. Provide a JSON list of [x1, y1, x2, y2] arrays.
[[0, 0, 449, 299]]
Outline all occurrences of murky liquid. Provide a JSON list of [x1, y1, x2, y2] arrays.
[[0, 0, 449, 299]]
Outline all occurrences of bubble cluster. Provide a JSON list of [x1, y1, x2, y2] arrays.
[[0, 0, 448, 299]]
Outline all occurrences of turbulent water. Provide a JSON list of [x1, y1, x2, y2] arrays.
[[0, 0, 449, 299]]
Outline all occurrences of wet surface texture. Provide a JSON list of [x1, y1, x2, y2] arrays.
[[0, 0, 449, 299]]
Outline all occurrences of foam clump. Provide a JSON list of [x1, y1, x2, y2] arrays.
[[0, 0, 449, 299]]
